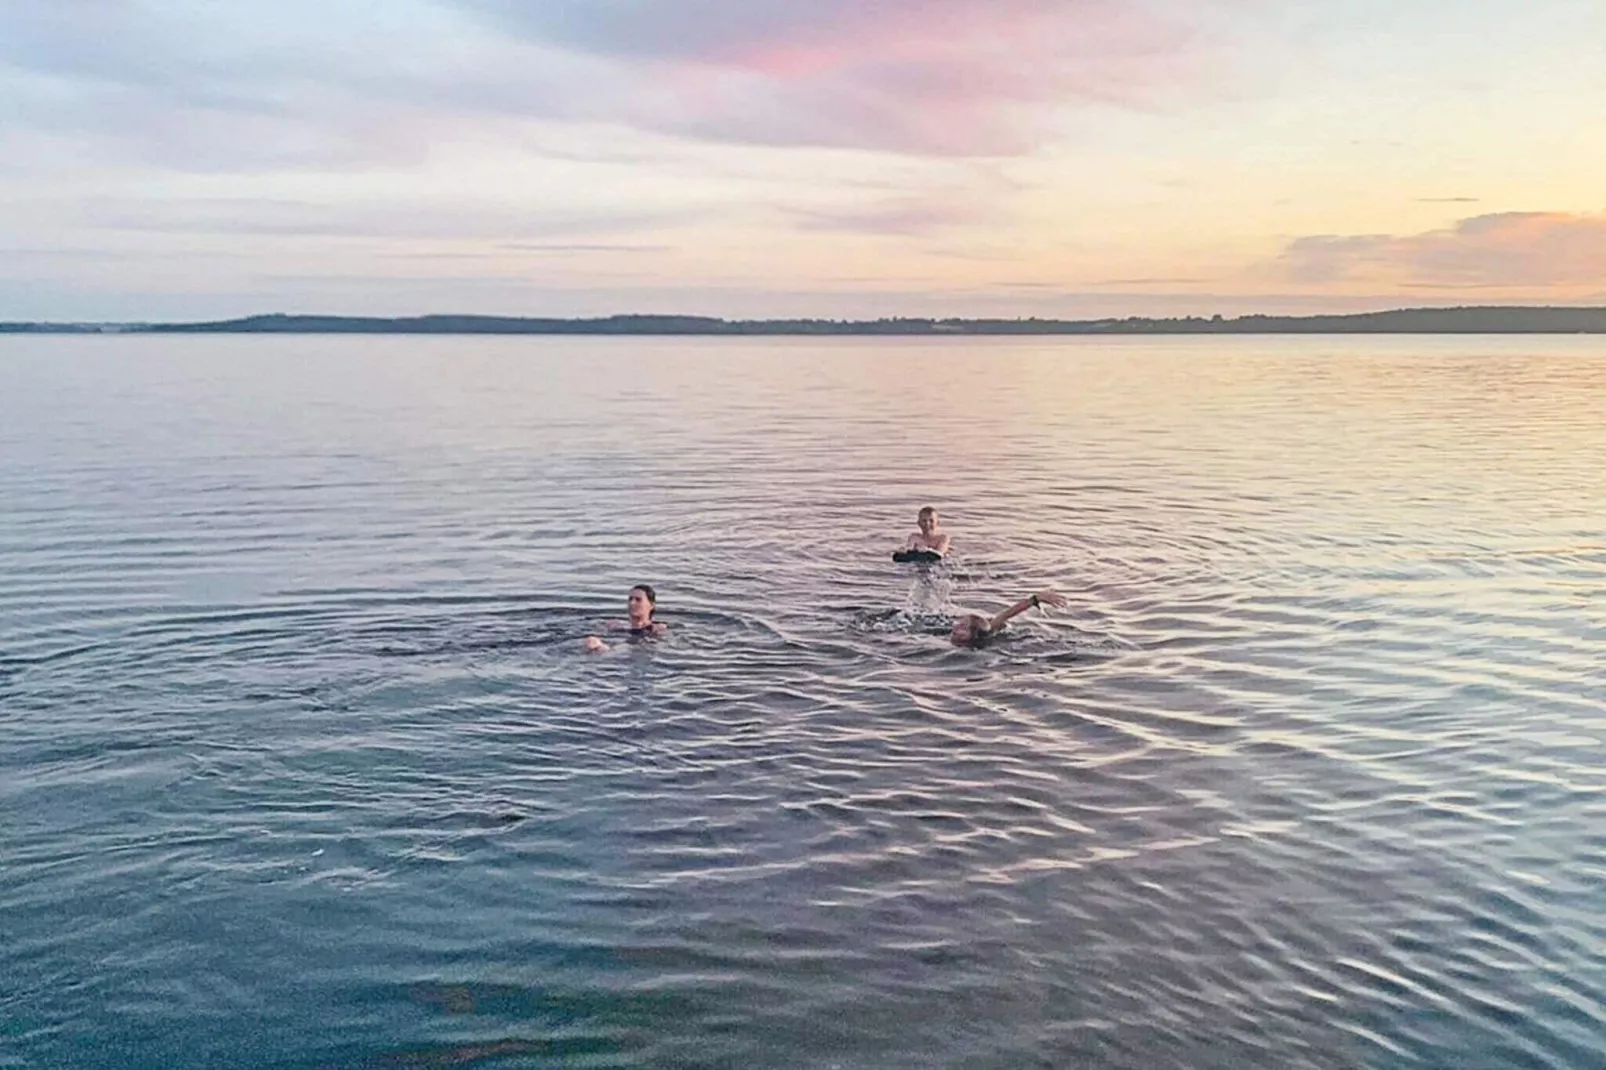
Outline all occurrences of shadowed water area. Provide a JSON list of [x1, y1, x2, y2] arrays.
[[1, 334, 1603, 1069]]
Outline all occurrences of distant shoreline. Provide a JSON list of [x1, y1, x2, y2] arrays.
[[5, 306, 1606, 335]]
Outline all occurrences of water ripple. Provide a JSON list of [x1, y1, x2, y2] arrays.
[[2, 334, 1604, 1068]]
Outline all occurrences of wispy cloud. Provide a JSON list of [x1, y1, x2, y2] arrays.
[[456, 0, 1228, 155], [785, 197, 1001, 237], [497, 243, 674, 254], [69, 197, 702, 242], [0, 1, 606, 170], [1276, 212, 1606, 289], [0, 0, 1231, 167], [1087, 276, 1213, 286]]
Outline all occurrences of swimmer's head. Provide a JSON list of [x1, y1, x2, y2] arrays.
[[949, 613, 991, 648], [917, 506, 939, 533], [628, 584, 657, 622]]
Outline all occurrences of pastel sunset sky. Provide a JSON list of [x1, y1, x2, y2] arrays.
[[2, 0, 1603, 320]]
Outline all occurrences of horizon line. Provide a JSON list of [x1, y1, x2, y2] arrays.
[[5, 304, 1606, 335]]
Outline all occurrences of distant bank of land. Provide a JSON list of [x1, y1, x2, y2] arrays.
[[5, 307, 1606, 335]]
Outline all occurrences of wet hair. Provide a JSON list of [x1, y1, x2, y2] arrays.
[[629, 584, 657, 617], [918, 506, 937, 522], [960, 613, 992, 648]]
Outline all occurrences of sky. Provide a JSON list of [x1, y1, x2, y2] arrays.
[[2, 0, 1603, 321]]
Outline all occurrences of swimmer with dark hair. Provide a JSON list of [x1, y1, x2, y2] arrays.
[[894, 506, 950, 562], [582, 584, 667, 652], [949, 589, 1067, 648]]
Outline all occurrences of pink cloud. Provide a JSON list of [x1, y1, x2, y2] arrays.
[[463, 0, 1229, 155], [1279, 212, 1606, 289], [2, 1, 1233, 165]]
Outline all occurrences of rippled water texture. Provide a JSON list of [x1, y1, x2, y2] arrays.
[[2, 335, 1604, 1069]]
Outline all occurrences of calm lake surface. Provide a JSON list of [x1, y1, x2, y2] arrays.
[[2, 334, 1603, 1070]]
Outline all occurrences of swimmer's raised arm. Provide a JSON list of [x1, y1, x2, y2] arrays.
[[986, 589, 1066, 633], [950, 589, 1065, 647]]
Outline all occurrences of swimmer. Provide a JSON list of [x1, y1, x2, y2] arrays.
[[950, 589, 1067, 649], [904, 506, 951, 557], [581, 584, 667, 653]]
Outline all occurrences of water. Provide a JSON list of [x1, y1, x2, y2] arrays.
[[1, 334, 1603, 1070]]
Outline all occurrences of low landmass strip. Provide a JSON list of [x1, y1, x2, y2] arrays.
[[4, 307, 1606, 335]]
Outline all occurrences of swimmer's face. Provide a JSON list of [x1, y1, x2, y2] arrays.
[[949, 614, 989, 647], [918, 510, 938, 533], [627, 587, 654, 619]]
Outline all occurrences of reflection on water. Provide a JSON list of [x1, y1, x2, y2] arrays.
[[1, 334, 1604, 1069]]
